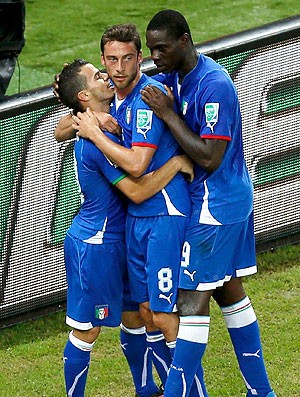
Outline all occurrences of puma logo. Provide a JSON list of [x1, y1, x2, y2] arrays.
[[158, 293, 173, 304], [120, 343, 128, 351], [183, 269, 197, 281], [242, 349, 261, 358]]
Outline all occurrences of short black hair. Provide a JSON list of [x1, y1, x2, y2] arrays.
[[147, 9, 193, 44], [56, 59, 89, 113], [101, 23, 141, 54]]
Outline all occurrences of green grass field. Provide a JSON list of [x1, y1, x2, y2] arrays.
[[6, 0, 300, 95], [0, 245, 299, 396], [2, 2, 300, 396]]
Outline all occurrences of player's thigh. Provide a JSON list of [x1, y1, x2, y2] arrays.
[[64, 234, 127, 328], [179, 219, 256, 292], [147, 216, 188, 312], [125, 215, 150, 303]]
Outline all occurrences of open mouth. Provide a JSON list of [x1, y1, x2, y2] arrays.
[[107, 79, 114, 89]]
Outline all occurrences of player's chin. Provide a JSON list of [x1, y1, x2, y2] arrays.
[[155, 64, 172, 74], [113, 81, 127, 90]]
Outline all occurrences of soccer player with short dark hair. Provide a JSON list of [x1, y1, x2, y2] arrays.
[[141, 8, 277, 397], [55, 58, 193, 397], [72, 23, 192, 390]]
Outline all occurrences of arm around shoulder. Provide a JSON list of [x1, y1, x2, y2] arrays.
[[116, 155, 193, 204], [54, 113, 76, 142]]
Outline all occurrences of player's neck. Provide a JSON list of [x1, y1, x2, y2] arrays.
[[84, 99, 111, 114], [178, 48, 198, 83]]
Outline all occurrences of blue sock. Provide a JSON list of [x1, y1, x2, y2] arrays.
[[166, 338, 207, 397], [63, 331, 94, 397], [120, 324, 159, 397], [164, 316, 210, 397], [146, 330, 172, 387], [222, 296, 272, 397]]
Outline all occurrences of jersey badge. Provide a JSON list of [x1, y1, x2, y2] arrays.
[[205, 103, 219, 133], [136, 109, 153, 139], [95, 304, 108, 320], [181, 100, 188, 116]]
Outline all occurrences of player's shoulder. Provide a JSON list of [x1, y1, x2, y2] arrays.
[[140, 73, 166, 93], [199, 65, 235, 97], [77, 133, 119, 160]]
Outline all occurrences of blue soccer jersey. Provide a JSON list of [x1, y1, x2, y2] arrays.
[[65, 133, 129, 329], [67, 133, 127, 242], [154, 54, 253, 225], [110, 73, 191, 218]]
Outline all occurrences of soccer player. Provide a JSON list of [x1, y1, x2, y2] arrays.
[[141, 9, 277, 397], [71, 24, 192, 388], [56, 58, 193, 397]]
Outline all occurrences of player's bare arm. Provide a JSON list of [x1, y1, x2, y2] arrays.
[[73, 108, 155, 177], [54, 113, 76, 142], [54, 111, 121, 142], [141, 84, 227, 172], [117, 154, 194, 204]]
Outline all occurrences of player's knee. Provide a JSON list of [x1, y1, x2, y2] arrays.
[[121, 310, 144, 329], [73, 326, 101, 343], [177, 289, 211, 316], [152, 311, 179, 341], [151, 311, 165, 329], [213, 278, 246, 307], [137, 301, 156, 331]]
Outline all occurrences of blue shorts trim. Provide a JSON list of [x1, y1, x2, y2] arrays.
[[179, 212, 257, 291]]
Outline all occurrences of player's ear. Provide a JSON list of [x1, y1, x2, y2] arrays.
[[138, 50, 143, 64], [78, 90, 89, 102], [101, 54, 105, 67], [181, 33, 190, 45]]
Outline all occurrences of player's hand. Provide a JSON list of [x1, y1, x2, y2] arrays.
[[164, 84, 174, 101], [52, 63, 69, 101], [52, 73, 61, 101], [72, 108, 102, 140], [176, 155, 194, 182], [141, 84, 174, 121], [95, 112, 121, 135]]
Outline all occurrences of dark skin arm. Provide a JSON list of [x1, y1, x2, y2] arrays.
[[141, 85, 227, 173]]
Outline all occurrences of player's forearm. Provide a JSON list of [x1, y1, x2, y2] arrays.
[[86, 127, 147, 177], [163, 111, 221, 172], [123, 156, 183, 204], [54, 114, 76, 142], [73, 110, 153, 177]]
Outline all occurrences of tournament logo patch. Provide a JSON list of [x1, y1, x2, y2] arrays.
[[136, 109, 153, 139], [205, 103, 219, 133], [181, 100, 188, 116], [95, 305, 108, 320]]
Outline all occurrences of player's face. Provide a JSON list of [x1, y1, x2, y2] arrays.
[[101, 40, 142, 97], [82, 63, 115, 102], [146, 29, 184, 74]]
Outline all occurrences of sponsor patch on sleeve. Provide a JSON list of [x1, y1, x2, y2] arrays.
[[136, 109, 153, 139], [205, 103, 219, 133]]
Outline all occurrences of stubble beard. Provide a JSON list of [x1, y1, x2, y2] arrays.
[[112, 70, 138, 92]]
